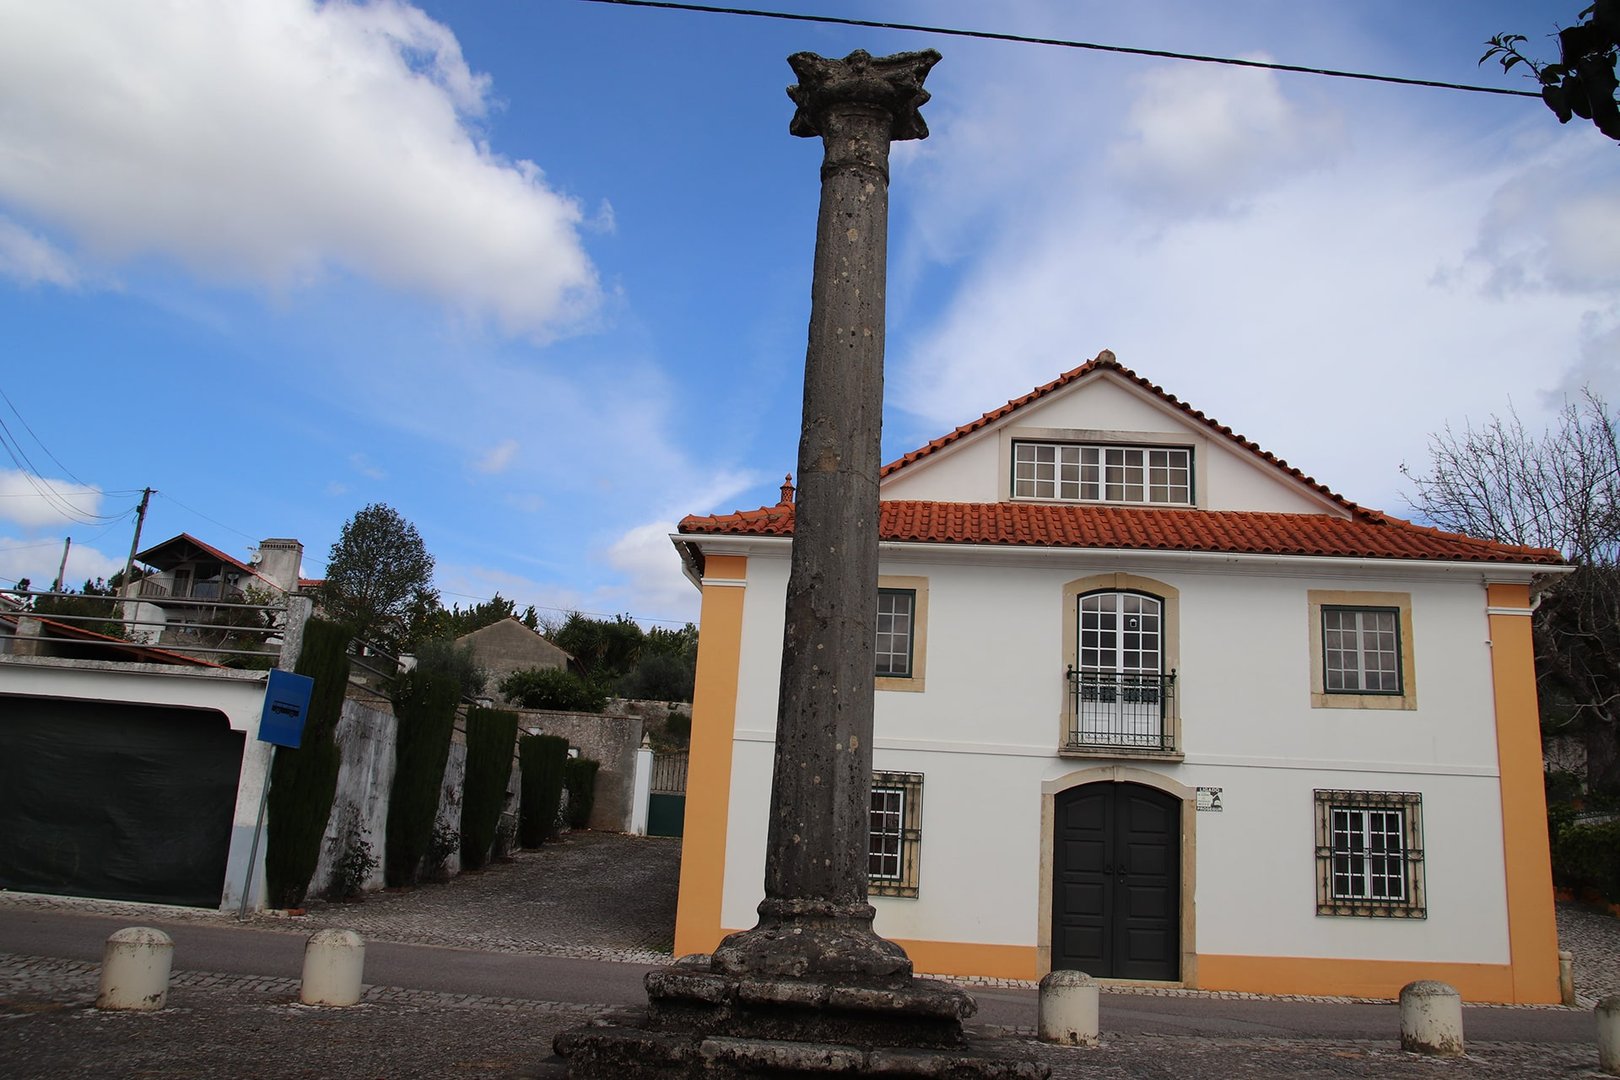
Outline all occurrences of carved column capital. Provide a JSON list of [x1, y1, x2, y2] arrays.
[[786, 48, 941, 141]]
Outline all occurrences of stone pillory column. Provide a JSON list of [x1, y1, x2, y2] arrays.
[[711, 47, 939, 986], [552, 49, 1049, 1079]]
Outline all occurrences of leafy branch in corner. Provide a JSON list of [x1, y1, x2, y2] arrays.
[[1482, 2, 1620, 142]]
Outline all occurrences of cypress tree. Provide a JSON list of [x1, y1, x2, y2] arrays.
[[564, 756, 600, 830], [264, 618, 350, 909], [385, 664, 460, 886], [461, 707, 518, 870], [518, 734, 569, 846]]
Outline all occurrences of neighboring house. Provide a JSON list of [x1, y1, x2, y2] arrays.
[[669, 351, 1565, 1003], [124, 534, 305, 649], [454, 617, 574, 704]]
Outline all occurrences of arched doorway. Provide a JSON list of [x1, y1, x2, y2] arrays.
[[1052, 781, 1181, 980]]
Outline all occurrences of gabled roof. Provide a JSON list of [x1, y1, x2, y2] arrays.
[[677, 502, 1562, 565], [880, 351, 1359, 515], [135, 533, 281, 591]]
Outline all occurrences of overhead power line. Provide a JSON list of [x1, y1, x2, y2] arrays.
[[579, 0, 1542, 99]]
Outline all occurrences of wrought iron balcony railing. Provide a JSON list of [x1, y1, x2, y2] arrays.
[[1065, 668, 1178, 752]]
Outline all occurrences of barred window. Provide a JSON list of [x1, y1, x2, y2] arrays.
[[876, 589, 915, 678], [1012, 441, 1191, 505], [1323, 607, 1402, 694], [869, 771, 923, 897], [1314, 790, 1425, 918]]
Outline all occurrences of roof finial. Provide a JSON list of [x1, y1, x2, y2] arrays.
[[1095, 349, 1117, 366], [779, 473, 795, 506]]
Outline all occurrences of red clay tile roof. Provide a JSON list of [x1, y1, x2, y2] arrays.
[[881, 351, 1360, 514], [678, 501, 1563, 565]]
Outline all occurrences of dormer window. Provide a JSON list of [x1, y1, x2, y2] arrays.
[[1012, 441, 1192, 505]]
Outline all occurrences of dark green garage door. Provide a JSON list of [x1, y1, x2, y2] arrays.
[[0, 694, 246, 908]]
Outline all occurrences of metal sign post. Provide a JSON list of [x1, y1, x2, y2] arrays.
[[237, 669, 314, 919]]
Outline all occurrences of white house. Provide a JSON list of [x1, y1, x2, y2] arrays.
[[669, 351, 1564, 1004]]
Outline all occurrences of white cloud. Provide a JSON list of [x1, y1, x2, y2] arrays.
[[0, 534, 124, 590], [348, 453, 386, 480], [474, 438, 519, 475], [0, 469, 105, 527], [0, 0, 598, 337], [0, 217, 78, 287], [1106, 60, 1343, 217], [1469, 149, 1620, 298]]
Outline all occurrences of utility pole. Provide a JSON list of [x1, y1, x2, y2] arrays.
[[119, 488, 153, 635], [51, 536, 71, 593]]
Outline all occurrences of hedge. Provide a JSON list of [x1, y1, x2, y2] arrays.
[[264, 618, 351, 909], [461, 707, 518, 870], [518, 734, 569, 846], [385, 664, 461, 886]]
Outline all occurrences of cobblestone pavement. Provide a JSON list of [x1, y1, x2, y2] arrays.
[[4, 831, 1620, 1077]]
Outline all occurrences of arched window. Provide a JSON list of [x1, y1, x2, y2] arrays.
[[1061, 578, 1179, 754]]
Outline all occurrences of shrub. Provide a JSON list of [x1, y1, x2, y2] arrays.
[[518, 734, 569, 846], [461, 707, 518, 871], [324, 823, 378, 902], [264, 618, 351, 909], [616, 651, 694, 703], [500, 667, 606, 713], [564, 756, 600, 830], [1553, 818, 1620, 901], [385, 662, 461, 886]]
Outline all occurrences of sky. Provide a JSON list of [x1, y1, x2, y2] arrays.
[[1, 0, 1616, 628]]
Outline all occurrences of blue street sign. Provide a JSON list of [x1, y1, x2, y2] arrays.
[[259, 669, 314, 748]]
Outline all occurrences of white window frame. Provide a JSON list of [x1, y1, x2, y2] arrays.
[[875, 588, 915, 679], [869, 771, 922, 897], [1322, 606, 1402, 695], [1012, 441, 1192, 505], [1314, 790, 1425, 918]]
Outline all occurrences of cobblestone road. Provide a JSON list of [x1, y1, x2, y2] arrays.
[[4, 829, 1619, 1077]]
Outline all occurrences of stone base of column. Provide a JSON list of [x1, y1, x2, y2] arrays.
[[550, 957, 1049, 1078]]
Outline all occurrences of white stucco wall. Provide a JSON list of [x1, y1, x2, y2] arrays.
[[713, 544, 1518, 969], [880, 373, 1340, 516]]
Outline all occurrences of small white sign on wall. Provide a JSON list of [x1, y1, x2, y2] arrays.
[[1196, 786, 1224, 813]]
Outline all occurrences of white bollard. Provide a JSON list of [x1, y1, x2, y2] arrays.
[[300, 929, 366, 1006], [1399, 980, 1465, 1057], [1560, 951, 1577, 1008], [1038, 968, 1099, 1046], [1599, 995, 1620, 1075], [96, 927, 174, 1011]]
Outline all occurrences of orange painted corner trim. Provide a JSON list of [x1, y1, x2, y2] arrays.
[[672, 555, 747, 958], [1486, 580, 1562, 1005], [1196, 953, 1545, 1004]]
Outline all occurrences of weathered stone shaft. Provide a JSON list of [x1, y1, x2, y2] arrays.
[[765, 99, 893, 908]]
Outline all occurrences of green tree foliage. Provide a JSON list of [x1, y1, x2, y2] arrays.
[[264, 618, 351, 909], [418, 592, 542, 640], [460, 707, 518, 871], [499, 667, 607, 713], [563, 755, 600, 829], [30, 577, 125, 638], [385, 658, 462, 886], [410, 637, 486, 700], [1483, 3, 1620, 141], [517, 734, 570, 845], [1403, 390, 1620, 792], [318, 503, 437, 651], [545, 612, 699, 704]]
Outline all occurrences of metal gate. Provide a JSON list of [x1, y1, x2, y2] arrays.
[[648, 751, 687, 838]]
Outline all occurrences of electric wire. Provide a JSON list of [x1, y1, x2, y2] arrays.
[[0, 417, 132, 525], [578, 0, 1543, 99], [151, 490, 259, 543]]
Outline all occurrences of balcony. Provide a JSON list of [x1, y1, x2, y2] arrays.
[[1064, 668, 1179, 755]]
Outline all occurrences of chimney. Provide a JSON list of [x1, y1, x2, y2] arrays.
[[254, 538, 303, 594], [779, 473, 795, 506]]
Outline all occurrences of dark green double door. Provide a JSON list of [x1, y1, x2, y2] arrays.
[[1052, 782, 1180, 981]]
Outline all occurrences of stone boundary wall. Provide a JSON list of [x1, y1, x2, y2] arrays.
[[311, 697, 397, 899], [514, 708, 644, 832]]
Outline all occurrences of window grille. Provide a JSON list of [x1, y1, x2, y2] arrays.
[[1314, 790, 1425, 918], [876, 589, 915, 678], [1012, 441, 1191, 504], [869, 771, 923, 897], [1322, 606, 1402, 694]]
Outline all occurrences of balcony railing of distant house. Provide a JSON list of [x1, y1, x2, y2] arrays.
[[1, 585, 291, 669], [1065, 667, 1178, 753], [137, 578, 247, 603]]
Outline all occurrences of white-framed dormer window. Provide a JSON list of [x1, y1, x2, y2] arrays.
[[1012, 442, 1192, 505]]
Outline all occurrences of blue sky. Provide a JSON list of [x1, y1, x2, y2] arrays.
[[1, 1, 1615, 627]]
